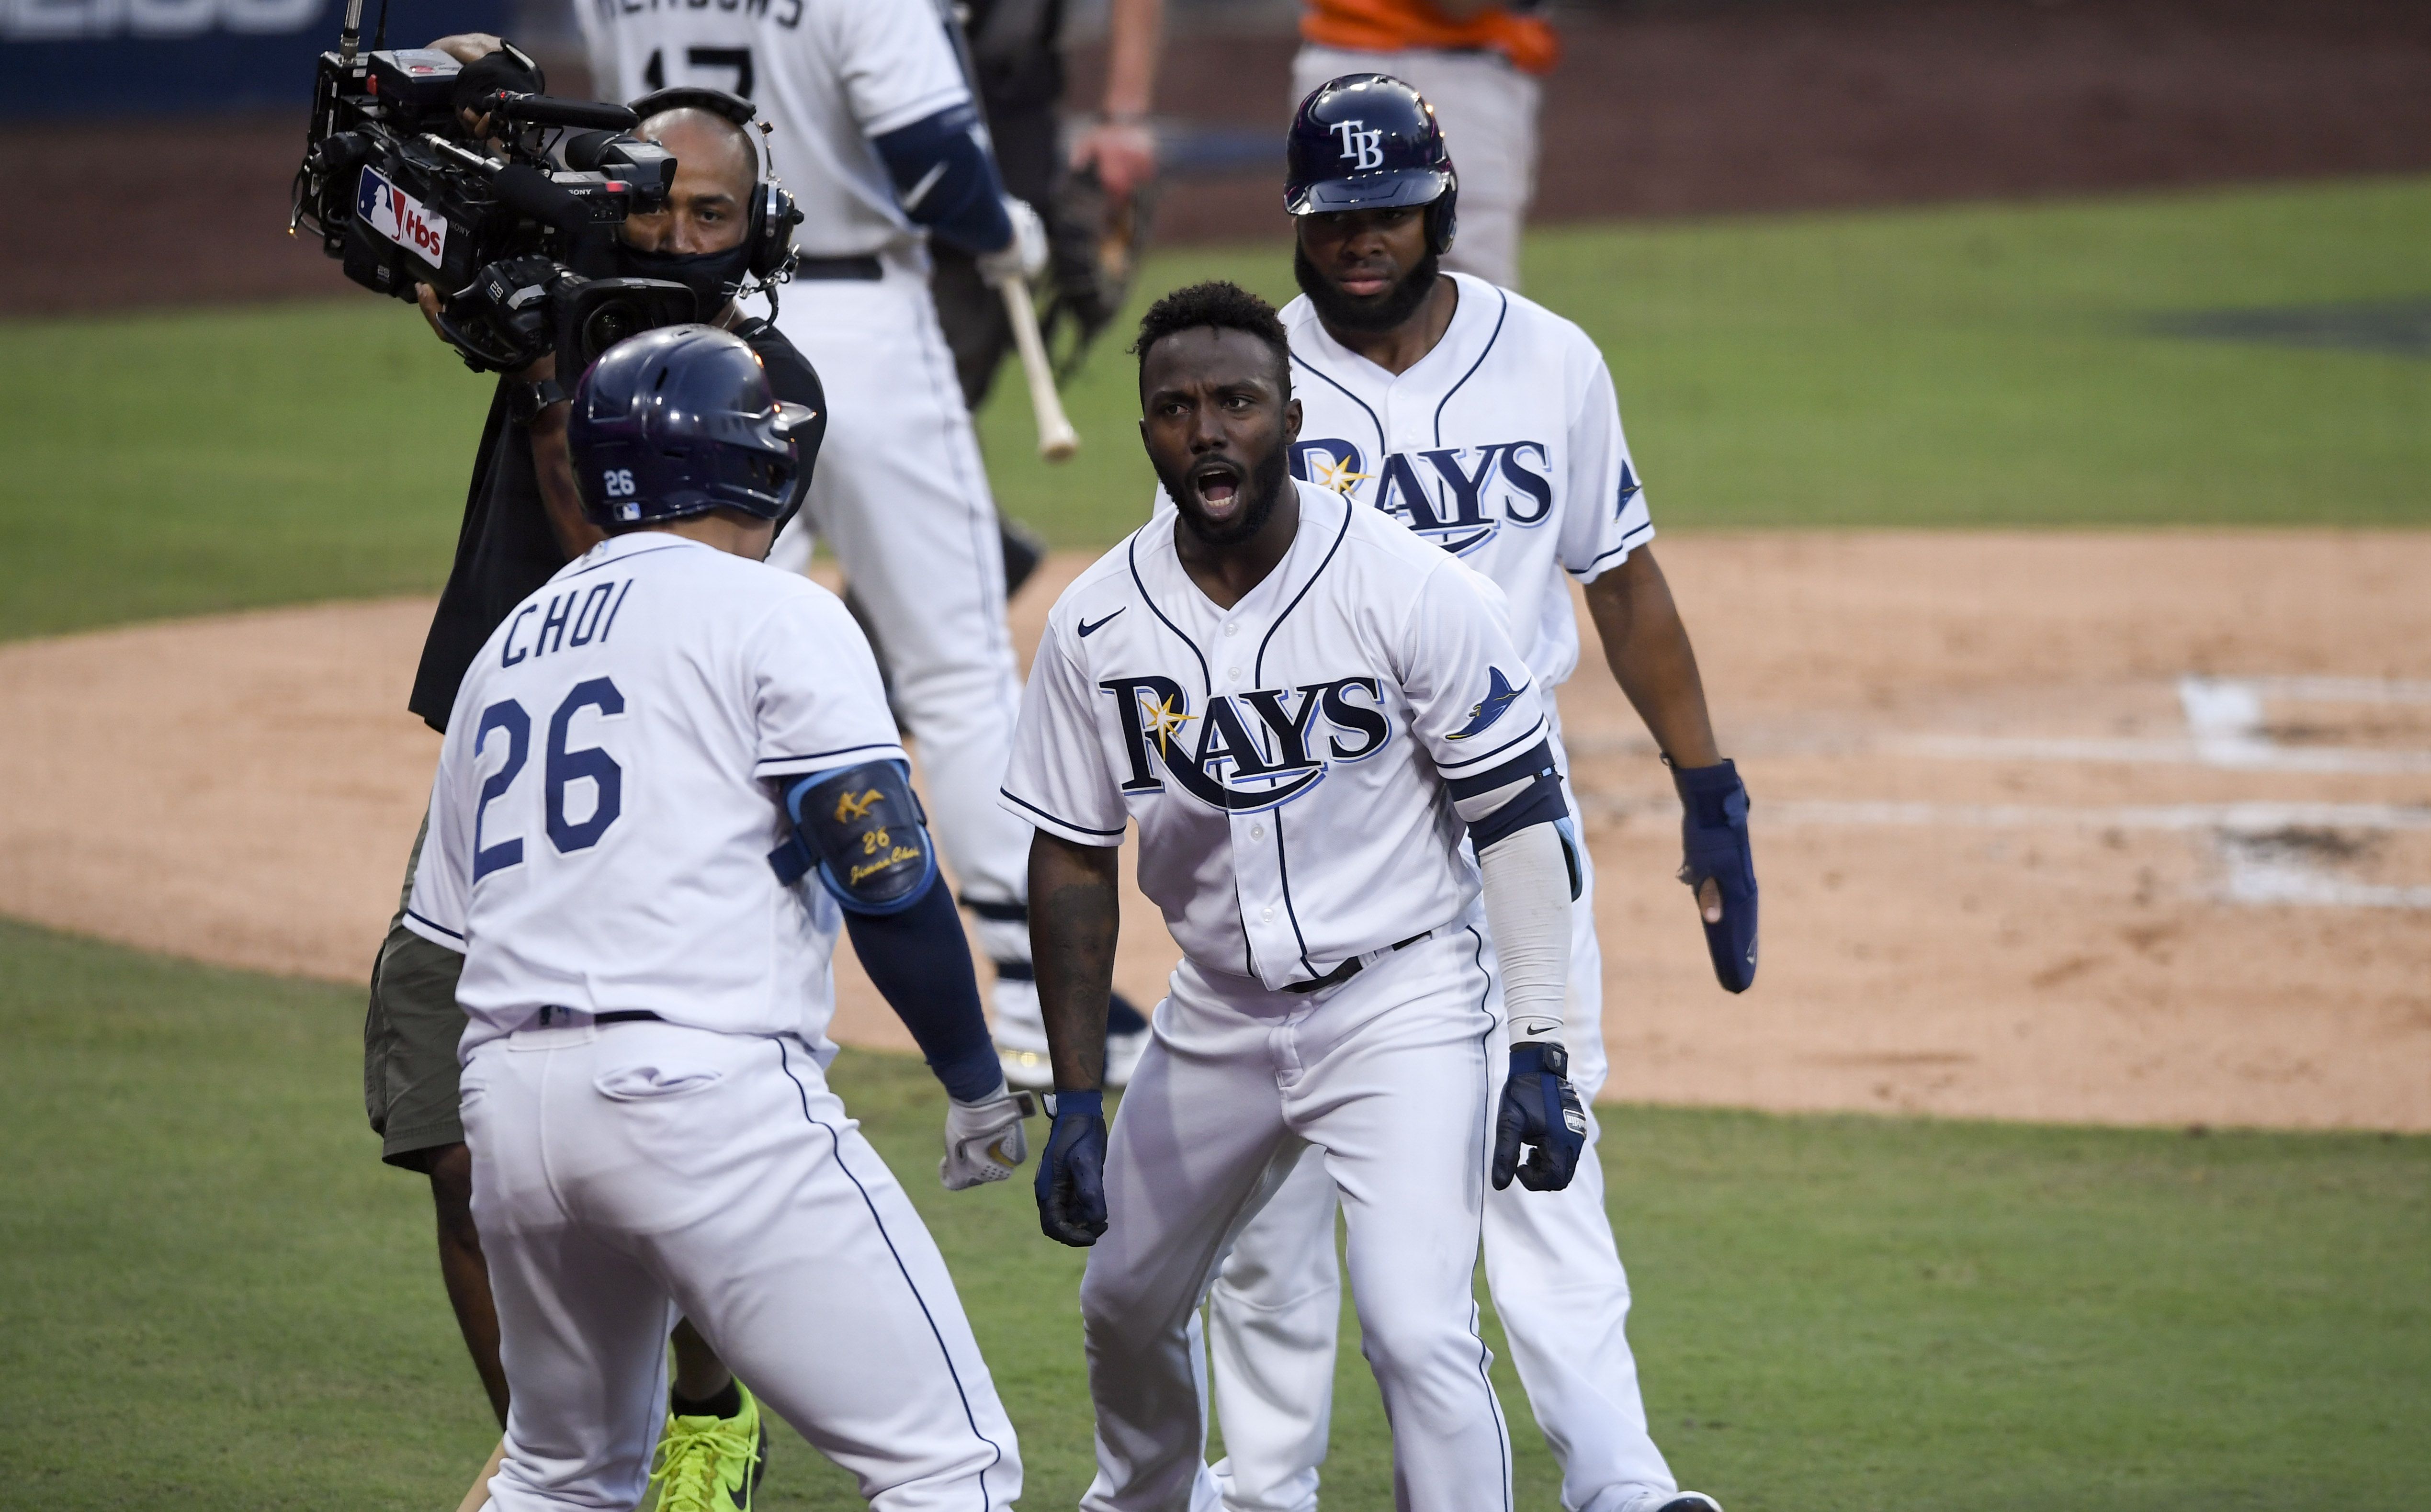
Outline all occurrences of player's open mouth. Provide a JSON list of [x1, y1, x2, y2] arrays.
[[1190, 460, 1242, 508]]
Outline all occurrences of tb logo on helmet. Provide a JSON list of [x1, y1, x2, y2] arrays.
[[1329, 118, 1385, 170]]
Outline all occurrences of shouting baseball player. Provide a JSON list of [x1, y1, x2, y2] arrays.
[[1198, 76, 1753, 1512], [1006, 280, 1591, 1510], [576, 0, 1156, 1089], [403, 325, 1025, 1511]]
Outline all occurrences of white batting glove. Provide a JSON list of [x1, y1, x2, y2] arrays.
[[976, 196, 1051, 287], [941, 1080, 1031, 1190]]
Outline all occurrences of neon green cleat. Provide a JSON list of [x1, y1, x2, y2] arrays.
[[647, 1384, 769, 1512]]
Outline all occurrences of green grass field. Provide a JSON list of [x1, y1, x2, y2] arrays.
[[1, 177, 2425, 642], [4, 178, 2429, 1507], [3, 917, 2425, 1510]]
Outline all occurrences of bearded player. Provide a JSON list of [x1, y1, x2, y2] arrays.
[[1010, 281, 1594, 1510], [1197, 76, 1755, 1512]]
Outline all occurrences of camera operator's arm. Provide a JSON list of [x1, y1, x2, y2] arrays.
[[415, 284, 601, 559], [520, 356, 603, 559]]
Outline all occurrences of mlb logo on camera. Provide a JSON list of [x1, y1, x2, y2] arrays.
[[357, 166, 448, 267]]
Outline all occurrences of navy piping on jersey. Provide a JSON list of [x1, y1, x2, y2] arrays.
[[776, 1040, 1006, 1504], [1273, 810, 1317, 978], [1460, 922, 1517, 1510], [561, 540, 692, 579], [1251, 491, 1353, 685], [1245, 496, 1351, 981], [757, 741, 906, 771], [1288, 348, 1386, 466], [1000, 788, 1127, 839], [1433, 711, 1549, 774], [1126, 531, 1212, 698], [1573, 519, 1658, 577], [404, 908, 464, 943], [1432, 285, 1511, 446]]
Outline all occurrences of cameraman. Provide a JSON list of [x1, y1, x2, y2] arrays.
[[364, 41, 825, 1452]]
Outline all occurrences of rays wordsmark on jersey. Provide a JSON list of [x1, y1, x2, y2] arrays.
[[1290, 438, 1554, 559], [1447, 666, 1530, 741], [1100, 674, 1391, 813]]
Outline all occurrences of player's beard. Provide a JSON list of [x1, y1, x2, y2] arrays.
[[1158, 436, 1294, 548], [1295, 240, 1441, 334]]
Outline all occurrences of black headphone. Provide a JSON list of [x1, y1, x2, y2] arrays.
[[627, 86, 803, 289]]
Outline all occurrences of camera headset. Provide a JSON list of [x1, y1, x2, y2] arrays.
[[611, 87, 803, 313]]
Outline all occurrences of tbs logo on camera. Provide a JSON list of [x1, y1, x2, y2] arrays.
[[358, 167, 449, 267]]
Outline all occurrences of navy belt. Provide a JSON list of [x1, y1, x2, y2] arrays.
[[534, 1006, 664, 1027], [1282, 931, 1434, 995], [792, 254, 883, 282]]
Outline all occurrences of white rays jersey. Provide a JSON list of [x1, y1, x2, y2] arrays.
[[1000, 481, 1551, 990], [402, 532, 905, 1058], [577, 0, 972, 260], [1281, 271, 1655, 690]]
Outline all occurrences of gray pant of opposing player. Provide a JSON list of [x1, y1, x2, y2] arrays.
[[1079, 930, 1514, 1512], [1208, 779, 1682, 1512], [1294, 45, 1542, 292], [766, 250, 1035, 956], [464, 1017, 1020, 1511]]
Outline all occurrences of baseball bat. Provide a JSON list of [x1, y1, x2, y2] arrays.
[[995, 274, 1079, 463], [454, 1437, 505, 1512]]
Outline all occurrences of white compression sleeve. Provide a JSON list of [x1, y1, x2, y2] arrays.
[[1476, 821, 1572, 1046]]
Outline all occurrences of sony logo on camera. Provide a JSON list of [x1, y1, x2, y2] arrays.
[[357, 166, 448, 268], [1, 0, 324, 40]]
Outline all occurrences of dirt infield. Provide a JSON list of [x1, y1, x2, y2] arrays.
[[8, 0, 2429, 315], [3, 531, 2423, 1131]]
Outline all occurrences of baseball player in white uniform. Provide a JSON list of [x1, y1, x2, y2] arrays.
[[1005, 281, 1597, 1511], [1196, 78, 1756, 1512], [404, 325, 1027, 1511], [576, 0, 1157, 1084]]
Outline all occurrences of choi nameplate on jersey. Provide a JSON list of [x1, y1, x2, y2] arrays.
[[357, 166, 449, 268]]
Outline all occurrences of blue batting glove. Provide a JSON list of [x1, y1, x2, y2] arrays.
[[1035, 1090, 1108, 1246], [1493, 1042, 1587, 1192]]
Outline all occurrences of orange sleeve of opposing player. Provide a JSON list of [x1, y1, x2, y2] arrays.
[[1302, 0, 1560, 76]]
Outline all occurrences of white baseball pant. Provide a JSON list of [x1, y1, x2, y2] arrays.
[[1078, 930, 1516, 1512], [461, 1016, 1021, 1511], [1293, 45, 1543, 292], [767, 251, 1035, 953], [1208, 777, 1683, 1512]]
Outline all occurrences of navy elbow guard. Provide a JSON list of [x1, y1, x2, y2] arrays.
[[1673, 757, 1758, 992], [1450, 740, 1579, 896], [769, 761, 939, 914], [871, 102, 1013, 256]]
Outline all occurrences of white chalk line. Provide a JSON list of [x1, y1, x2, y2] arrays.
[[1579, 797, 2431, 833]]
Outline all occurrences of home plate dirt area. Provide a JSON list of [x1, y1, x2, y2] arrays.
[[3, 531, 2424, 1131]]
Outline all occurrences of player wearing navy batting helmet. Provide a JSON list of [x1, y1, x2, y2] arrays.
[[1196, 75, 1749, 1512], [405, 325, 1029, 1512]]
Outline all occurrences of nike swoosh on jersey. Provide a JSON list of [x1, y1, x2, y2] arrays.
[[1078, 609, 1126, 638]]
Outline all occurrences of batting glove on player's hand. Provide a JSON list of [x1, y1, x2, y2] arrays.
[[1035, 1090, 1108, 1246], [1493, 1042, 1588, 1192], [1673, 757, 1759, 993], [941, 1082, 1031, 1191], [978, 196, 1052, 287]]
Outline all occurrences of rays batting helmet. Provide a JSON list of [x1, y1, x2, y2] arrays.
[[1284, 73, 1458, 256], [568, 324, 819, 530]]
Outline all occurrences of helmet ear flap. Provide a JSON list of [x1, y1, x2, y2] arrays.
[[1425, 190, 1458, 257]]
